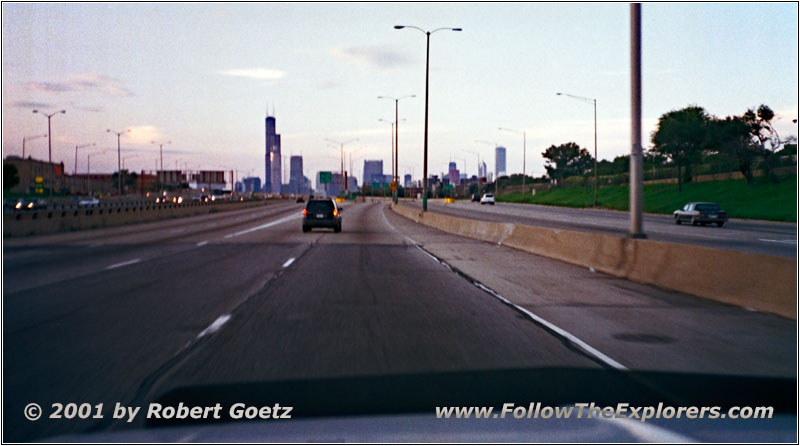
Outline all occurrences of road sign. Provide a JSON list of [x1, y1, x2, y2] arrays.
[[445, 184, 453, 191], [319, 171, 332, 184], [390, 181, 396, 191], [372, 182, 380, 190]]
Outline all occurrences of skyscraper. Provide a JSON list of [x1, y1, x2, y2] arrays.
[[479, 161, 487, 179], [363, 160, 383, 186], [289, 155, 303, 194], [495, 146, 507, 177], [404, 173, 412, 188], [264, 115, 281, 194]]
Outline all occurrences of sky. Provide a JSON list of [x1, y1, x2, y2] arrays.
[[2, 2, 798, 187]]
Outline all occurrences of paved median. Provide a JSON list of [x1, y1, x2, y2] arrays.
[[391, 203, 796, 319]]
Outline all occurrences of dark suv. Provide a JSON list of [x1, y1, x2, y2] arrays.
[[303, 198, 342, 233]]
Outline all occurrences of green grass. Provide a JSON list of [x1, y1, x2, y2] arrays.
[[497, 176, 797, 222]]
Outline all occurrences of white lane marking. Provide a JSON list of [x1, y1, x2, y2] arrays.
[[759, 238, 797, 244], [282, 257, 295, 268], [106, 258, 142, 270], [197, 314, 231, 339], [598, 416, 695, 443], [169, 228, 185, 234], [382, 203, 627, 371], [224, 214, 301, 238], [196, 240, 208, 247]]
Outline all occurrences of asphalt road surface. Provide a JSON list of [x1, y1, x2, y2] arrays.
[[408, 199, 797, 258], [3, 200, 795, 441]]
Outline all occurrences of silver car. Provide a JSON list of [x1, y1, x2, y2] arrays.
[[674, 202, 728, 227]]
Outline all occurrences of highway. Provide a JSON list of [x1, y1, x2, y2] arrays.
[[407, 199, 797, 258], [3, 200, 795, 441]]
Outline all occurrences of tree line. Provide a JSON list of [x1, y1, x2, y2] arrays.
[[541, 104, 796, 191]]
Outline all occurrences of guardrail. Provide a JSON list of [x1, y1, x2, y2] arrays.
[[391, 203, 796, 319], [3, 199, 272, 237]]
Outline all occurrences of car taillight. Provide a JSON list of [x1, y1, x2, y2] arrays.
[[333, 209, 338, 216], [303, 209, 308, 216]]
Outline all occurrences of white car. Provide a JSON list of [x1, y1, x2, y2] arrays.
[[480, 193, 495, 205], [78, 197, 100, 207]]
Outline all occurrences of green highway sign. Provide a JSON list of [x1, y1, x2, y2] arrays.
[[372, 182, 380, 190], [319, 171, 332, 184]]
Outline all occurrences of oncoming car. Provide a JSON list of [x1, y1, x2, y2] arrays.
[[302, 198, 342, 233], [674, 202, 728, 227]]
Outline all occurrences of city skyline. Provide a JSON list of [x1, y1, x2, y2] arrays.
[[2, 3, 797, 185]]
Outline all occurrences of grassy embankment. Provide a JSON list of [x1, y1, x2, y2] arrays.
[[496, 177, 796, 222]]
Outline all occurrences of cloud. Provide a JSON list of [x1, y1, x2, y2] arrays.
[[330, 45, 410, 71], [218, 68, 286, 81], [127, 125, 162, 145], [10, 100, 53, 108], [24, 74, 133, 97]]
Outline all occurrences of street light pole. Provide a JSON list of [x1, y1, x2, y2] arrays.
[[556, 92, 598, 206], [325, 138, 358, 196], [378, 95, 415, 203], [630, 3, 645, 238], [74, 143, 95, 175], [499, 127, 527, 198], [151, 140, 171, 194], [32, 109, 66, 200], [107, 128, 130, 196], [395, 25, 461, 211], [22, 134, 47, 159]]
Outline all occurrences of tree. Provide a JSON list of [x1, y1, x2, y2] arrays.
[[651, 106, 711, 192], [542, 142, 593, 185], [742, 104, 782, 182], [708, 116, 758, 184], [4, 163, 20, 190]]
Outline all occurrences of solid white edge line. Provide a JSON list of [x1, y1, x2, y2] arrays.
[[197, 314, 231, 339], [196, 241, 208, 247], [282, 257, 296, 268], [106, 258, 141, 270], [382, 203, 628, 371]]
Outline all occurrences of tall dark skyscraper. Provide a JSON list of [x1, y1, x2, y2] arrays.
[[289, 155, 303, 194], [265, 115, 281, 194]]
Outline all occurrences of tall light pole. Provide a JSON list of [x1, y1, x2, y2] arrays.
[[151, 140, 171, 194], [378, 95, 415, 203], [630, 3, 645, 238], [107, 128, 130, 196], [87, 150, 109, 196], [33, 109, 66, 200], [499, 127, 527, 199], [324, 138, 358, 196], [378, 119, 395, 189], [475, 140, 499, 196], [22, 134, 47, 158], [395, 25, 461, 211], [556, 92, 598, 206], [463, 149, 482, 194], [74, 143, 95, 175]]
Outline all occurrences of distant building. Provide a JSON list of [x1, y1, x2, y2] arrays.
[[448, 164, 460, 185], [363, 160, 383, 186], [242, 176, 261, 193], [495, 146, 507, 177], [190, 170, 227, 192], [265, 115, 282, 194], [3, 155, 66, 194], [404, 174, 412, 188], [478, 161, 487, 179], [289, 156, 303, 194]]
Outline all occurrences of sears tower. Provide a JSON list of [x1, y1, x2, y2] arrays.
[[264, 115, 281, 194]]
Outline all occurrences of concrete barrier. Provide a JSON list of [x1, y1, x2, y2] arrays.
[[3, 200, 273, 237], [391, 204, 796, 319]]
